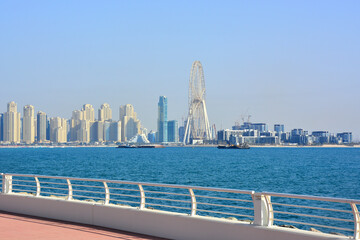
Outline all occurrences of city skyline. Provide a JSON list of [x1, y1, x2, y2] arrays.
[[1, 1, 359, 140], [0, 100, 354, 145]]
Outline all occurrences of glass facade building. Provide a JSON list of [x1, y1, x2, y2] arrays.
[[274, 124, 284, 133], [157, 96, 168, 142], [0, 113, 3, 141], [168, 120, 178, 142], [337, 132, 352, 143], [37, 111, 47, 142]]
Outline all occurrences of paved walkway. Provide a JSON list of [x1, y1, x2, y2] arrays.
[[0, 211, 167, 240]]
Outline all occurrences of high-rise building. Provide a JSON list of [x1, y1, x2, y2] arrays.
[[238, 122, 268, 132], [98, 103, 112, 121], [251, 123, 268, 132], [70, 104, 94, 143], [119, 104, 135, 119], [147, 131, 156, 143], [79, 120, 90, 143], [119, 104, 141, 142], [103, 121, 110, 141], [46, 119, 50, 141], [312, 131, 330, 144], [82, 104, 95, 121], [290, 129, 310, 145], [157, 96, 168, 143], [90, 121, 104, 142], [70, 110, 83, 141], [337, 132, 352, 143], [109, 121, 121, 142], [178, 126, 185, 143], [0, 113, 3, 141], [274, 124, 285, 133], [210, 124, 217, 140], [49, 117, 67, 143], [66, 119, 71, 141], [167, 120, 178, 142], [3, 101, 21, 143], [34, 117, 37, 141], [23, 105, 35, 144], [37, 111, 47, 143]]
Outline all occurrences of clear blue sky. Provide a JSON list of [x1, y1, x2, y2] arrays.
[[1, 1, 359, 139]]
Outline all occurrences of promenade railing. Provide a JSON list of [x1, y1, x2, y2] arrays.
[[1, 173, 359, 239]]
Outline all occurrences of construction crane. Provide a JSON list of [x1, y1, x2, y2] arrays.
[[247, 115, 252, 123]]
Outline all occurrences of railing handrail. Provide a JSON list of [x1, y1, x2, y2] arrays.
[[3, 173, 254, 195], [262, 191, 360, 205], [5, 173, 360, 205]]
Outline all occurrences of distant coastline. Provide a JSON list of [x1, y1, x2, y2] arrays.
[[0, 144, 359, 149]]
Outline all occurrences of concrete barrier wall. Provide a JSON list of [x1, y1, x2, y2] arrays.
[[0, 194, 348, 240]]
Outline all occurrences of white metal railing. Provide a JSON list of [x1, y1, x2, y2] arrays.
[[1, 173, 359, 239], [261, 192, 360, 239]]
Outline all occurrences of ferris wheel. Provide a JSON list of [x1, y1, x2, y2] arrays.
[[183, 61, 211, 144]]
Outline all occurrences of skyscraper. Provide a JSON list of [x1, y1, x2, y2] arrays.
[[82, 104, 95, 121], [70, 110, 83, 141], [23, 105, 35, 144], [119, 104, 141, 142], [98, 103, 112, 121], [49, 117, 67, 143], [90, 121, 105, 142], [3, 101, 21, 143], [79, 120, 90, 143], [167, 120, 178, 142], [70, 104, 94, 143], [109, 121, 121, 142], [0, 113, 3, 141], [157, 96, 168, 143], [178, 126, 185, 143], [37, 111, 47, 143], [147, 131, 156, 143]]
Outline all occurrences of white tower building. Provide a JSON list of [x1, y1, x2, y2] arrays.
[[3, 101, 21, 143], [82, 104, 95, 121], [98, 103, 112, 121], [119, 104, 141, 142], [23, 105, 35, 144], [50, 117, 67, 143]]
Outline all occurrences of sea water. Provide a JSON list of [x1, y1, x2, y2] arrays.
[[1, 146, 360, 234], [1, 146, 359, 199]]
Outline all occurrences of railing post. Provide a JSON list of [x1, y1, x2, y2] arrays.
[[351, 203, 359, 240], [2, 174, 12, 194], [265, 195, 274, 226], [34, 177, 41, 197], [138, 184, 145, 209], [103, 181, 110, 204], [189, 188, 197, 216], [253, 193, 273, 226], [66, 179, 73, 200]]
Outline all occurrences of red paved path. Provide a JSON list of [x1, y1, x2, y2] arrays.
[[0, 211, 167, 240]]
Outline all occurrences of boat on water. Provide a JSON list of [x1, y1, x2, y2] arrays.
[[117, 144, 165, 149], [217, 143, 250, 149]]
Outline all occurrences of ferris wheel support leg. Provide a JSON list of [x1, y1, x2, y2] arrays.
[[202, 101, 211, 140], [183, 116, 191, 145]]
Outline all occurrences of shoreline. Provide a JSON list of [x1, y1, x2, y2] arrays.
[[0, 144, 359, 149]]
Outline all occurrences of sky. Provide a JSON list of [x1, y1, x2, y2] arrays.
[[0, 1, 359, 140]]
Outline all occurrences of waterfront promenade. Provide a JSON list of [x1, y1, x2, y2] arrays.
[[0, 211, 165, 240]]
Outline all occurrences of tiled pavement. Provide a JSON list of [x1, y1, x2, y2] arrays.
[[0, 211, 168, 240]]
